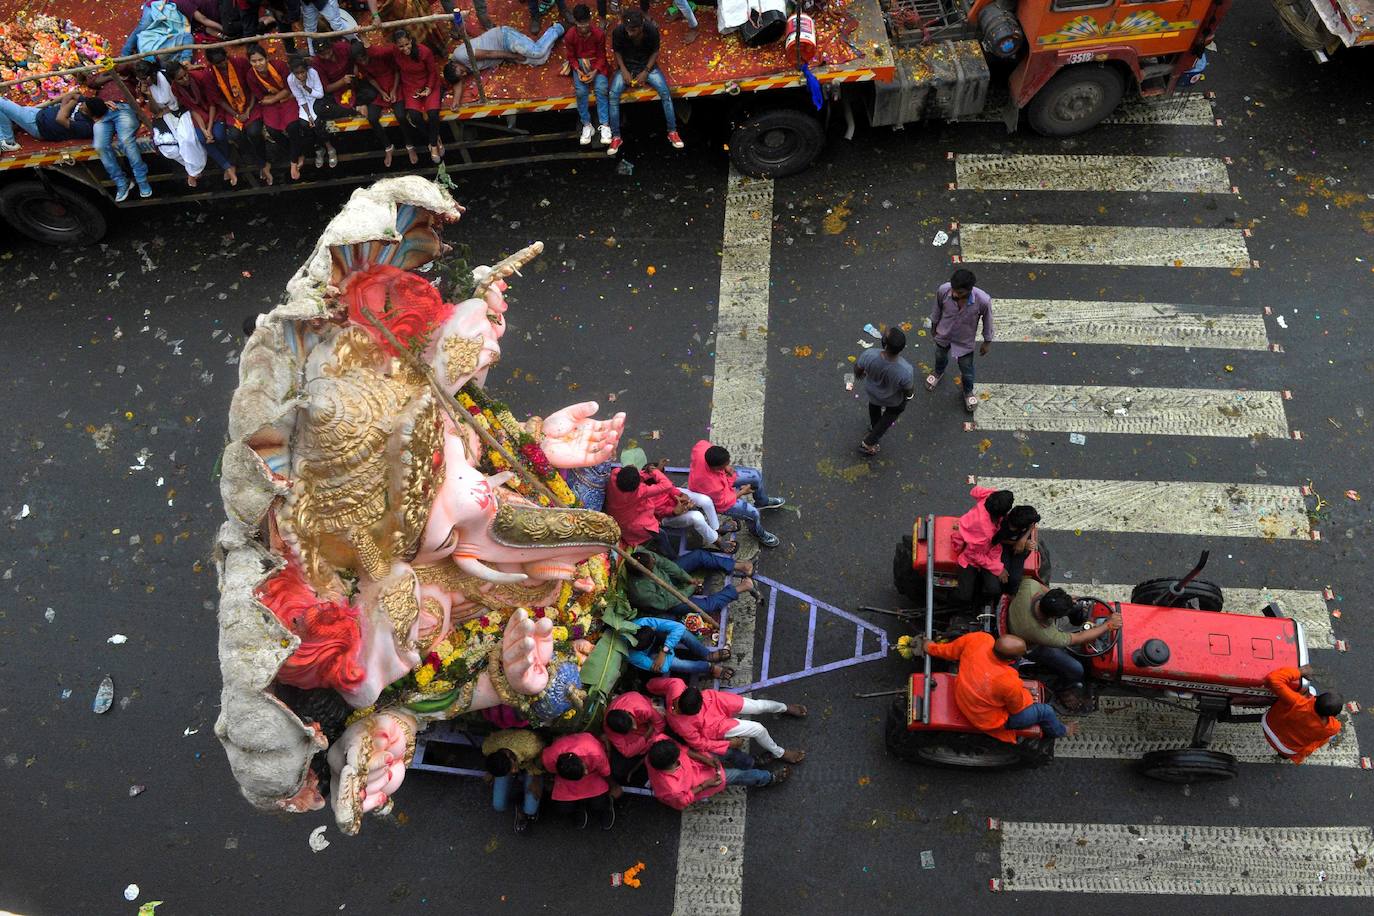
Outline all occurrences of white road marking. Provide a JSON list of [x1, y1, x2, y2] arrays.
[[954, 154, 1233, 194], [974, 476, 1314, 540], [957, 223, 1252, 268], [1106, 93, 1220, 126], [994, 821, 1374, 895], [1056, 696, 1361, 767], [1050, 582, 1335, 649], [994, 298, 1273, 350], [672, 168, 773, 916], [972, 383, 1290, 438]]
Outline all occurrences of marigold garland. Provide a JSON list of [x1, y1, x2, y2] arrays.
[[0, 13, 112, 105]]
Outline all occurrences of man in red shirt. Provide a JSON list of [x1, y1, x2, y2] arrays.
[[541, 731, 620, 829], [1261, 665, 1343, 764], [605, 464, 726, 551], [565, 4, 611, 147], [312, 39, 355, 104], [911, 632, 1073, 742], [688, 440, 786, 549], [603, 690, 664, 782], [646, 738, 783, 811], [647, 677, 807, 764]]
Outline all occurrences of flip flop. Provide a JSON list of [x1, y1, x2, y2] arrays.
[[708, 645, 731, 662], [782, 704, 808, 718], [858, 442, 879, 456], [925, 373, 942, 391], [712, 539, 739, 556], [768, 766, 792, 786], [717, 519, 741, 534], [713, 665, 735, 681]]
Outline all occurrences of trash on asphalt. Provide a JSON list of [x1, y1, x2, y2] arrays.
[[309, 825, 330, 852], [1069, 433, 1086, 445], [932, 230, 949, 246], [844, 373, 855, 391], [93, 676, 114, 714], [137, 903, 163, 915], [920, 850, 935, 869], [107, 634, 128, 645], [1346, 490, 1361, 501], [863, 323, 882, 339], [857, 338, 874, 349], [1276, 315, 1288, 328], [129, 784, 146, 797], [124, 884, 140, 901]]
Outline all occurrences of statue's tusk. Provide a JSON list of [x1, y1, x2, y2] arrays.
[[454, 555, 528, 585], [486, 471, 516, 489], [473, 241, 545, 296]]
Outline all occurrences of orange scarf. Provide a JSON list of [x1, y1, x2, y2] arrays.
[[252, 61, 285, 94], [212, 60, 248, 115]]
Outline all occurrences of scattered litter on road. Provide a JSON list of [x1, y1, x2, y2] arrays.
[[225, 837, 238, 850], [1069, 433, 1086, 445], [107, 634, 128, 645], [183, 725, 199, 737], [1276, 315, 1288, 328], [14, 504, 29, 519], [863, 323, 882, 339], [844, 373, 855, 392], [920, 850, 935, 869], [129, 784, 146, 797], [124, 884, 140, 901], [44, 608, 54, 623], [137, 902, 163, 915], [1346, 490, 1361, 501], [932, 230, 949, 246], [857, 339, 873, 349], [93, 677, 114, 714], [309, 826, 330, 852]]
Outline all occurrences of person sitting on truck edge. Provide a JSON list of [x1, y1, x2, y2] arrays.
[[646, 738, 783, 812], [205, 48, 270, 185], [648, 677, 808, 764], [76, 66, 155, 201], [445, 19, 568, 101], [1007, 585, 1121, 714], [950, 486, 1013, 603], [991, 504, 1040, 597], [626, 618, 734, 679], [566, 4, 612, 147], [287, 55, 343, 177], [0, 91, 104, 154], [606, 8, 681, 156], [1261, 665, 1343, 764], [688, 441, 785, 549], [607, 461, 730, 551], [928, 268, 994, 415], [349, 41, 415, 166], [311, 39, 357, 105], [393, 29, 445, 164], [627, 548, 754, 621], [910, 631, 1076, 742], [169, 59, 239, 186], [136, 60, 209, 185]]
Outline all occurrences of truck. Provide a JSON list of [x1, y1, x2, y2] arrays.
[[1272, 0, 1374, 59], [0, 0, 1230, 246]]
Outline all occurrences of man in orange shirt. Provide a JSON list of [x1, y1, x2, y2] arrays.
[[1262, 665, 1343, 764], [910, 632, 1075, 741]]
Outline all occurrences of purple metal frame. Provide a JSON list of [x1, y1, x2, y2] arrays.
[[719, 574, 891, 695]]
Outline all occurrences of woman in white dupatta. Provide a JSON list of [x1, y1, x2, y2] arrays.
[[134, 60, 208, 186]]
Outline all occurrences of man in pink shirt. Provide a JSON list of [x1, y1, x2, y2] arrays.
[[646, 738, 784, 811], [541, 731, 620, 830], [688, 440, 785, 549], [951, 486, 1013, 603], [647, 677, 808, 764], [605, 463, 728, 550]]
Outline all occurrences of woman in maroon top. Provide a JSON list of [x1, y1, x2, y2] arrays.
[[349, 41, 419, 167], [245, 43, 300, 185], [392, 29, 444, 164], [167, 60, 237, 186]]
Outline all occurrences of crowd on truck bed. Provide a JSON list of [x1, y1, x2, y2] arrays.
[[0, 0, 709, 197]]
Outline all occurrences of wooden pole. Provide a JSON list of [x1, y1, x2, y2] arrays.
[[610, 545, 719, 628], [110, 71, 156, 135], [0, 14, 454, 91]]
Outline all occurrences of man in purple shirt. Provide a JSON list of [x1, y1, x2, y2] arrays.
[[926, 268, 994, 414]]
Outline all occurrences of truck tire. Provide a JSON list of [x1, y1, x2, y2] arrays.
[[729, 108, 824, 179], [1026, 65, 1124, 137], [0, 179, 107, 247]]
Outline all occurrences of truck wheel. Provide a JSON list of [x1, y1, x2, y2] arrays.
[[729, 109, 824, 179], [1137, 747, 1238, 783], [0, 180, 107, 246], [892, 535, 924, 601], [1131, 577, 1224, 611], [1026, 65, 1124, 137]]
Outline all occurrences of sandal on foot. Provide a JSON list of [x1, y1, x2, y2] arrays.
[[712, 538, 738, 555], [707, 646, 731, 662], [780, 748, 806, 764], [964, 394, 979, 413], [717, 519, 741, 534], [858, 441, 879, 456], [713, 665, 735, 681], [925, 373, 942, 391], [768, 766, 792, 786]]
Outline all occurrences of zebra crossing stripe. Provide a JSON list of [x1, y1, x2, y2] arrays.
[[994, 298, 1274, 350], [972, 476, 1315, 540], [1056, 696, 1362, 767], [1106, 93, 1221, 126], [969, 383, 1291, 439], [952, 154, 1234, 194], [991, 820, 1374, 895], [1050, 582, 1335, 649], [956, 223, 1253, 268]]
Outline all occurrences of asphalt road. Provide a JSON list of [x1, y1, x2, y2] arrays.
[[3, 3, 1374, 914]]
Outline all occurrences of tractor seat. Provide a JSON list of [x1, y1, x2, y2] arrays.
[[925, 671, 1045, 739]]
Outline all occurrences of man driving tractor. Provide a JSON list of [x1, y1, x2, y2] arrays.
[[909, 631, 1076, 743], [1007, 585, 1122, 713], [1262, 665, 1344, 764]]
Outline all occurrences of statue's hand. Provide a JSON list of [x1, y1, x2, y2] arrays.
[[501, 608, 555, 695], [538, 402, 625, 469]]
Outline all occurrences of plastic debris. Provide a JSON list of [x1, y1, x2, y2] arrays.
[[107, 634, 128, 645], [932, 230, 949, 246], [920, 850, 935, 869], [183, 726, 199, 737], [129, 784, 146, 797], [1276, 315, 1287, 328], [138, 903, 163, 916], [863, 323, 882, 339], [616, 158, 634, 176], [93, 676, 114, 714], [309, 825, 330, 852], [1347, 490, 1361, 501], [15, 504, 29, 519], [124, 884, 140, 901], [44, 607, 54, 623], [844, 373, 855, 392], [857, 339, 874, 349], [1069, 433, 1086, 445], [59, 689, 72, 701]]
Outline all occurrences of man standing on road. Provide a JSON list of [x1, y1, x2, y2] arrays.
[[927, 268, 994, 414], [1006, 584, 1121, 713], [856, 326, 914, 456], [1261, 664, 1343, 764]]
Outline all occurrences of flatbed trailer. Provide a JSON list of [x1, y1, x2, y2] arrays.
[[0, 1, 1230, 245]]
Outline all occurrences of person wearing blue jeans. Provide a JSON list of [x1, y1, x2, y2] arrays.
[[627, 616, 732, 678], [566, 4, 611, 146], [627, 548, 755, 620], [300, 0, 358, 54], [0, 93, 103, 154], [1004, 702, 1069, 739], [607, 9, 681, 154], [717, 747, 774, 787], [723, 465, 785, 545], [122, 0, 195, 62], [93, 102, 154, 201], [482, 729, 545, 834]]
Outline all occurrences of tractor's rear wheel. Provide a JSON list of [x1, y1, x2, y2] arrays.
[[893, 535, 923, 602], [1137, 747, 1238, 783], [886, 700, 1026, 768], [1033, 539, 1052, 586], [1131, 577, 1224, 611]]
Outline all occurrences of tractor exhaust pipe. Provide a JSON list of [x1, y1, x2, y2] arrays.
[[1165, 550, 1210, 606]]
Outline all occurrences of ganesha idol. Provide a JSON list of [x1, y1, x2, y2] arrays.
[[214, 177, 627, 835]]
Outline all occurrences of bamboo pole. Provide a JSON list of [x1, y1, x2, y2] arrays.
[[610, 545, 720, 629], [0, 13, 454, 91]]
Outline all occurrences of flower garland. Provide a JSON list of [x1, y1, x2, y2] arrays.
[[457, 382, 579, 507], [895, 634, 918, 660], [0, 14, 112, 105]]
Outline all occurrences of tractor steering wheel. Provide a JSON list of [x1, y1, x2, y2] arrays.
[[1067, 597, 1119, 659]]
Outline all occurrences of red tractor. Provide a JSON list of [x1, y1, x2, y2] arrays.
[[879, 515, 1310, 783]]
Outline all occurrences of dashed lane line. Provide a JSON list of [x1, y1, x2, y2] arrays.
[[993, 298, 1274, 350], [953, 153, 1233, 194], [956, 223, 1253, 269]]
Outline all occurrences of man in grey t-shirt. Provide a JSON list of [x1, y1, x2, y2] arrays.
[[856, 326, 915, 455]]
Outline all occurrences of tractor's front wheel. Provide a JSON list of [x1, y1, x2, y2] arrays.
[[1131, 577, 1224, 611], [1137, 747, 1238, 783]]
